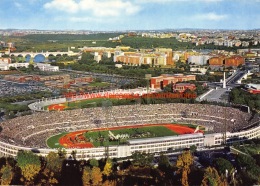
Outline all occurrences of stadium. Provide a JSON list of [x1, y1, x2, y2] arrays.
[[0, 89, 259, 160]]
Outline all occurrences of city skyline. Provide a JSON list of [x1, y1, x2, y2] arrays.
[[0, 0, 260, 31]]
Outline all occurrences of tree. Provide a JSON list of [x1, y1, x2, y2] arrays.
[[201, 167, 222, 186], [103, 159, 112, 177], [237, 154, 260, 184], [158, 153, 170, 170], [132, 151, 154, 167], [237, 154, 256, 168], [28, 64, 34, 71], [213, 158, 233, 175], [16, 151, 41, 183], [57, 148, 66, 159], [190, 145, 197, 154], [102, 180, 117, 186], [71, 150, 77, 160], [9, 66, 16, 71], [0, 164, 13, 185], [89, 158, 99, 167], [163, 83, 173, 92], [39, 168, 58, 185], [91, 167, 102, 186], [46, 151, 64, 174], [176, 150, 193, 186], [82, 166, 91, 186]]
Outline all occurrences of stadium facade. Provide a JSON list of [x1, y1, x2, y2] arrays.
[[0, 126, 259, 160], [0, 98, 259, 160]]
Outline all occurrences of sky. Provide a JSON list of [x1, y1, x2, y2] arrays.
[[0, 0, 260, 31]]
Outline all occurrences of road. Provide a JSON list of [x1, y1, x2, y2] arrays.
[[198, 70, 248, 103], [226, 69, 247, 85], [197, 88, 228, 103]]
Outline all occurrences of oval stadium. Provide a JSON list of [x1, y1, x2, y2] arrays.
[[0, 96, 259, 160]]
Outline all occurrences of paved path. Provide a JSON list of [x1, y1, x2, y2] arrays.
[[197, 88, 228, 103]]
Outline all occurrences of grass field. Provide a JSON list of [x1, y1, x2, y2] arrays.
[[46, 98, 110, 110], [65, 98, 115, 109], [84, 126, 178, 146], [46, 132, 67, 148], [46, 124, 188, 148], [48, 97, 138, 110]]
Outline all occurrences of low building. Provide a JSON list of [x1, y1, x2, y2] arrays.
[[244, 84, 260, 94], [34, 63, 59, 72], [172, 83, 196, 93], [0, 62, 29, 71], [0, 57, 11, 63], [0, 63, 9, 70], [190, 66, 208, 74], [224, 56, 245, 67], [114, 48, 173, 66], [209, 56, 225, 66], [150, 74, 196, 89], [209, 55, 245, 67], [188, 55, 210, 65]]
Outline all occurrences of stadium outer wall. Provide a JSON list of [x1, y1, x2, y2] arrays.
[[2, 91, 260, 160], [0, 123, 259, 160]]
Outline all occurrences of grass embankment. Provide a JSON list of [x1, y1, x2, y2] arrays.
[[234, 144, 260, 155]]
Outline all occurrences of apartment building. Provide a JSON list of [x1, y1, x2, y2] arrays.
[[114, 48, 174, 66]]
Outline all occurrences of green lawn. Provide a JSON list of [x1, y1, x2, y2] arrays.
[[45, 97, 138, 110], [84, 126, 178, 147], [46, 125, 194, 148], [47, 132, 67, 148], [65, 98, 116, 109]]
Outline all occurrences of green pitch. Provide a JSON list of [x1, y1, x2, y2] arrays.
[[46, 132, 67, 148], [84, 126, 178, 147], [46, 125, 179, 148]]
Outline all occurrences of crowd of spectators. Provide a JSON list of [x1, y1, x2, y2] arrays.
[[0, 103, 257, 148]]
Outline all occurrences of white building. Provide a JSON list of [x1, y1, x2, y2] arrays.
[[188, 55, 210, 65], [94, 52, 102, 62], [0, 62, 30, 71], [190, 66, 208, 74], [34, 63, 59, 71]]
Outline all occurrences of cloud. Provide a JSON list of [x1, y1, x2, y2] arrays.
[[44, 0, 79, 13], [194, 12, 228, 21], [14, 2, 23, 9], [44, 0, 140, 17]]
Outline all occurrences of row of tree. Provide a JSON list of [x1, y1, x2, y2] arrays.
[[1, 147, 259, 186], [229, 87, 260, 110]]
